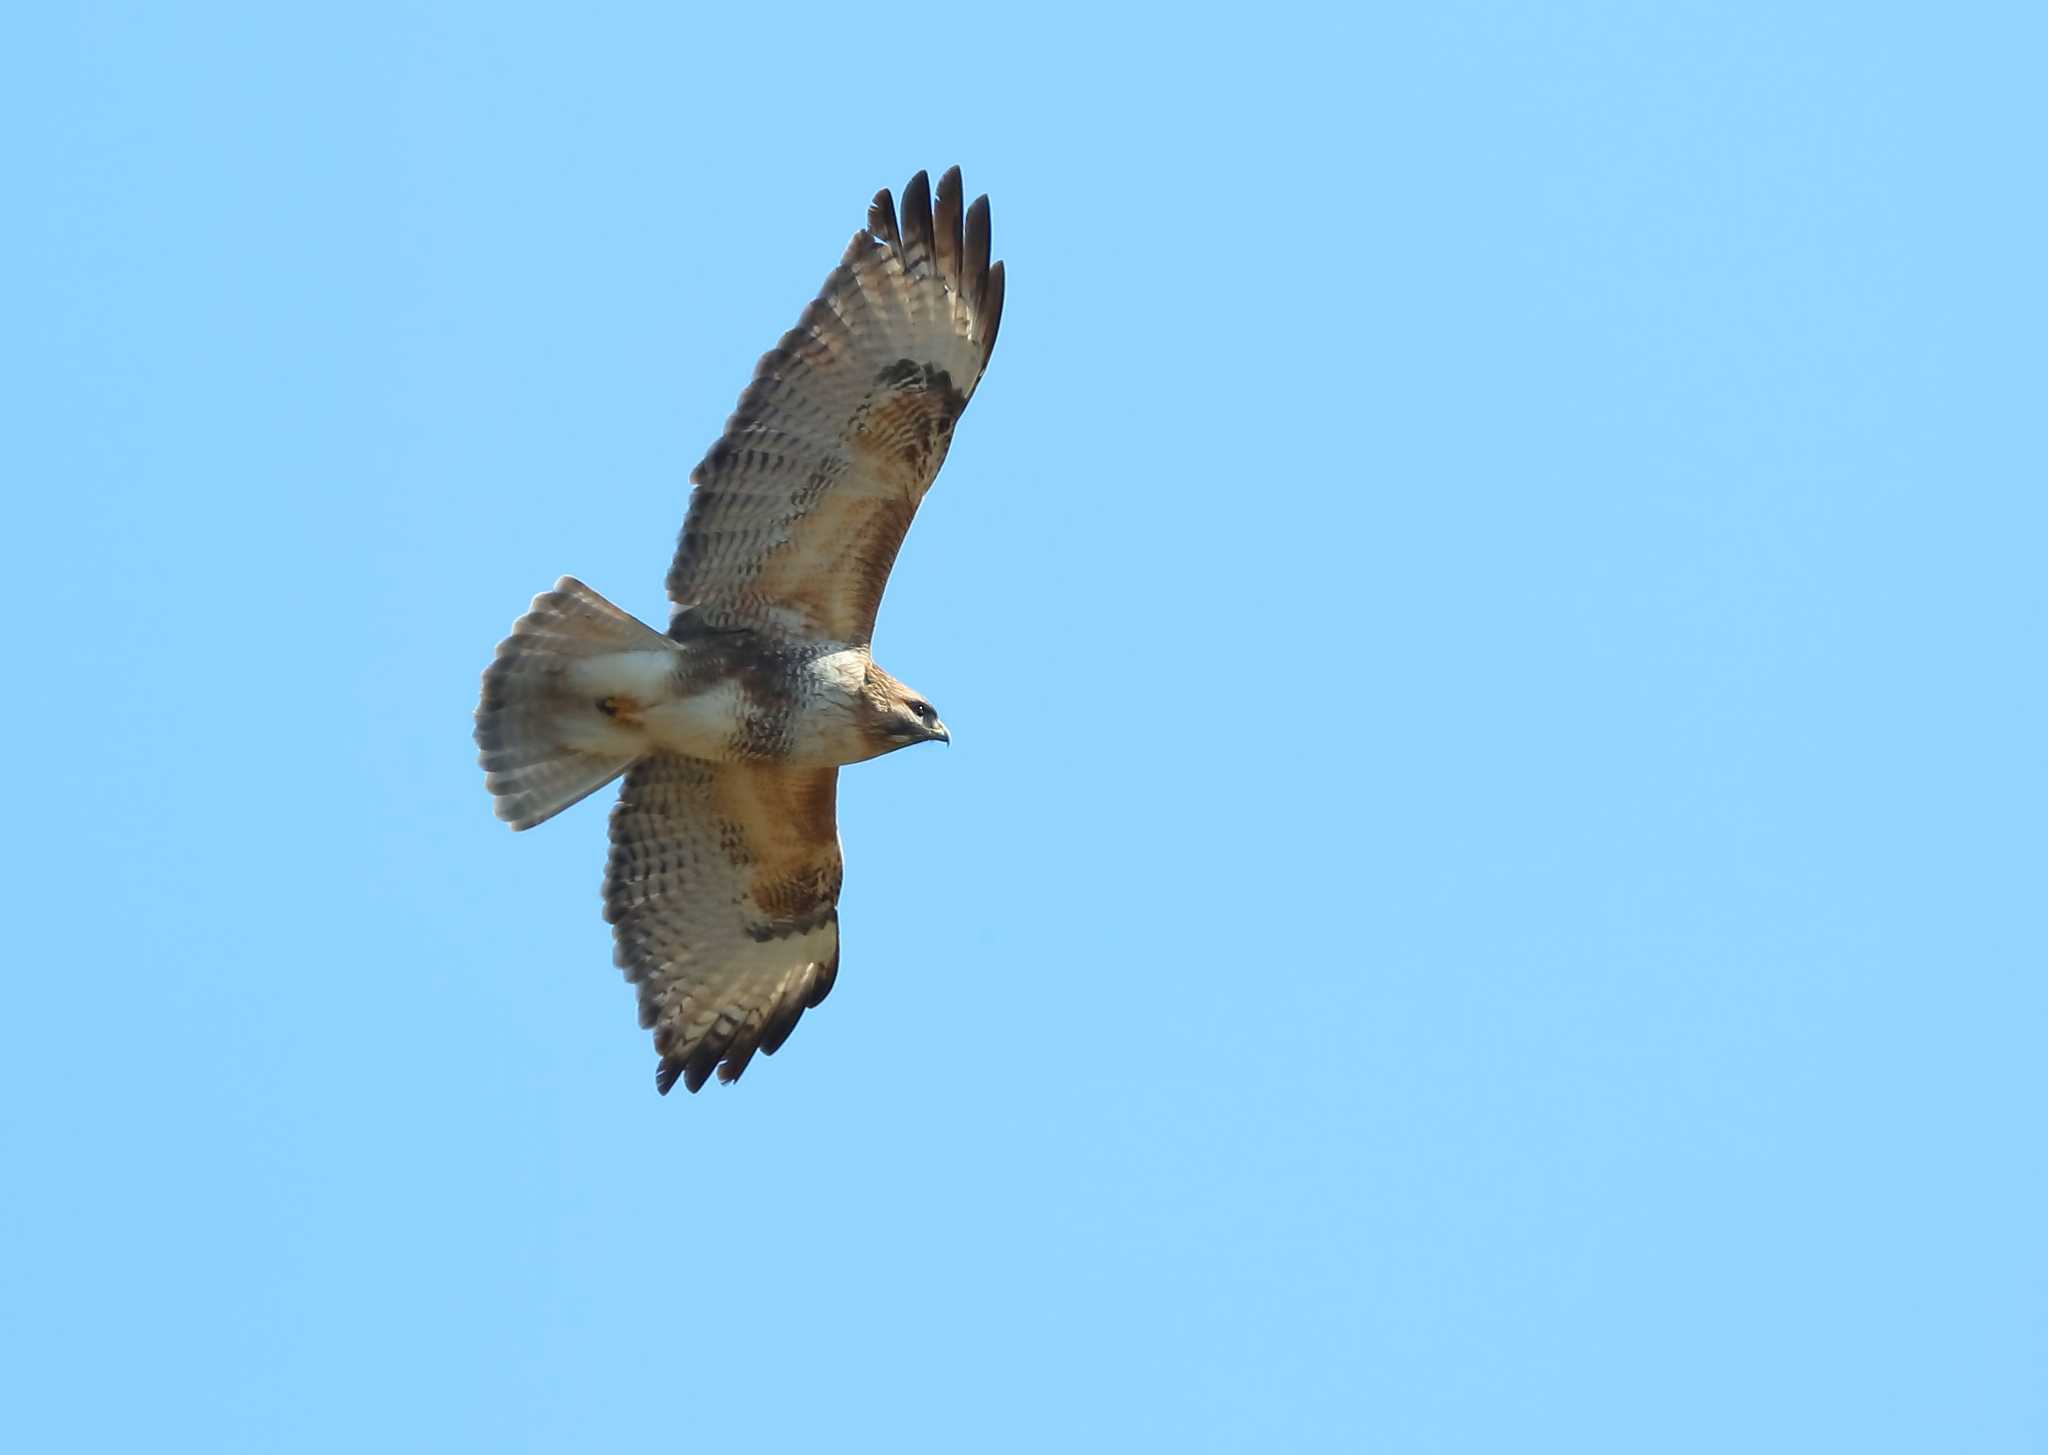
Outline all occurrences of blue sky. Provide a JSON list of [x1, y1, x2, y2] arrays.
[[7, 3, 2045, 1450]]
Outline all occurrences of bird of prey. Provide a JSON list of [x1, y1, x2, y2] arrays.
[[475, 167, 1003, 1094]]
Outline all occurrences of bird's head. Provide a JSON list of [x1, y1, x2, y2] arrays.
[[861, 664, 950, 753]]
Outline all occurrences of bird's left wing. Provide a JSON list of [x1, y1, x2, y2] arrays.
[[605, 754, 843, 1093], [666, 166, 1005, 644]]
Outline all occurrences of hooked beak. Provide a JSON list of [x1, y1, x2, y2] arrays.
[[930, 718, 951, 746]]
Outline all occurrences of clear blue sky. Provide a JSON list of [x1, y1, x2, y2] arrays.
[[7, 4, 2044, 1450]]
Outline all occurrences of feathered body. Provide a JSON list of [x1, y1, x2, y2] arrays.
[[475, 168, 1003, 1094]]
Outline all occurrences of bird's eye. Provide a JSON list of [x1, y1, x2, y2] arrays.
[[910, 701, 933, 721]]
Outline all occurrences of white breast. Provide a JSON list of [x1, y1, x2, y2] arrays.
[[782, 647, 875, 763]]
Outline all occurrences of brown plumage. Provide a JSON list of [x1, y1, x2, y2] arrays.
[[474, 168, 1003, 1093]]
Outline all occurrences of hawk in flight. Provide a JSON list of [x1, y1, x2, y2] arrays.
[[476, 167, 1004, 1094]]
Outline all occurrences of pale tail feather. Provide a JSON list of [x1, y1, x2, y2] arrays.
[[476, 577, 677, 830]]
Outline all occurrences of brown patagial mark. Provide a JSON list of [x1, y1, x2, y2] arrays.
[[851, 360, 967, 484], [747, 860, 843, 938]]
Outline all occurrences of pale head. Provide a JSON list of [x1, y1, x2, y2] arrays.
[[860, 662, 949, 755]]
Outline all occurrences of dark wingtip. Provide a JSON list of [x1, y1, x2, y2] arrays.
[[934, 167, 965, 291], [981, 259, 1006, 358], [867, 187, 900, 249], [716, 1043, 758, 1085], [900, 170, 934, 269], [758, 1003, 807, 1057], [964, 193, 992, 311], [807, 948, 841, 1008], [655, 1057, 682, 1095], [680, 1041, 722, 1094]]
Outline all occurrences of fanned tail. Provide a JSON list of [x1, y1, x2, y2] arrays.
[[475, 577, 679, 830]]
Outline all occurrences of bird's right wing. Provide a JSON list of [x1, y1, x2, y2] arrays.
[[604, 754, 843, 1093], [665, 166, 1005, 645]]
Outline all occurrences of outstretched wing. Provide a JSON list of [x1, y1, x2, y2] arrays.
[[667, 166, 1005, 643], [605, 755, 843, 1093]]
